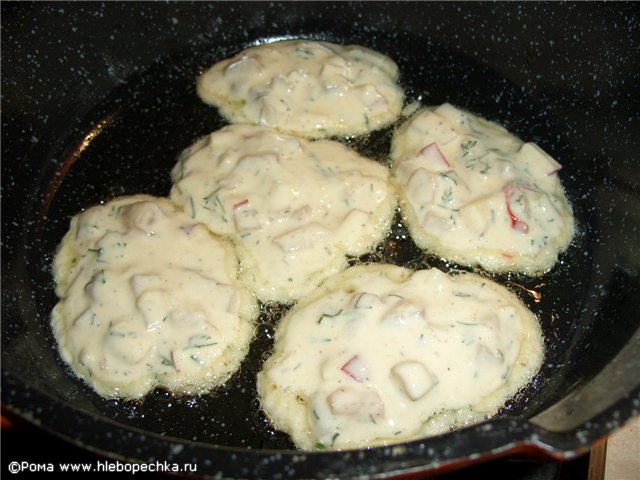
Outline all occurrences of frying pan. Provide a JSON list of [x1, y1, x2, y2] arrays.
[[2, 1, 639, 478]]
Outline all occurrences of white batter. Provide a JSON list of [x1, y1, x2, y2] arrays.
[[257, 264, 544, 450], [170, 124, 397, 303], [51, 195, 257, 399], [197, 39, 404, 138], [391, 103, 575, 275]]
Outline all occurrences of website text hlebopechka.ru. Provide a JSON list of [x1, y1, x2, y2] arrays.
[[8, 460, 198, 474]]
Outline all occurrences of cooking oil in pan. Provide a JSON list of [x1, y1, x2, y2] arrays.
[[34, 36, 592, 449]]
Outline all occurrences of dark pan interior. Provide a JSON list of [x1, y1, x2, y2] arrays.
[[2, 2, 640, 478]]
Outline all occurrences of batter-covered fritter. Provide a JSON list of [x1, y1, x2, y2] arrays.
[[258, 264, 544, 450], [170, 125, 397, 302], [51, 195, 257, 399], [391, 103, 575, 275], [197, 39, 404, 138]]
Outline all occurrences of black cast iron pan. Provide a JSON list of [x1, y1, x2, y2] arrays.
[[2, 2, 640, 478]]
